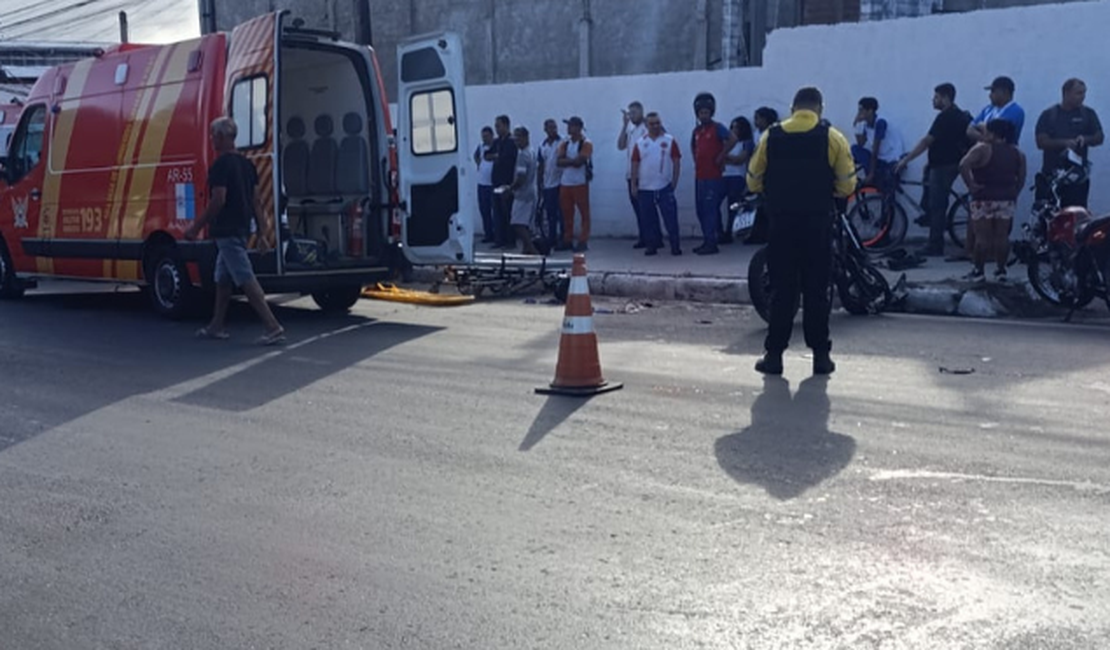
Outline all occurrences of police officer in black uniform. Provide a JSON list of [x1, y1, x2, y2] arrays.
[[746, 87, 858, 376]]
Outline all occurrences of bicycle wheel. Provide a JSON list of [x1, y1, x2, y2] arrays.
[[946, 193, 970, 249], [847, 193, 907, 253]]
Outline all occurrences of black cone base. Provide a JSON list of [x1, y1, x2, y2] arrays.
[[534, 381, 624, 397]]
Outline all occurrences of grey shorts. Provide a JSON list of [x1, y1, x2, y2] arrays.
[[214, 237, 256, 287], [511, 197, 536, 226]]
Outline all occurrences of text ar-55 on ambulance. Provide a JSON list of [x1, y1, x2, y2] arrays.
[[0, 12, 473, 317]]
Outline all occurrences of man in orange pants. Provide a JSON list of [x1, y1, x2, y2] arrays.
[[556, 116, 594, 252]]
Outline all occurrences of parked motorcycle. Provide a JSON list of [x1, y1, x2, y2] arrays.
[[747, 210, 900, 324], [730, 193, 761, 242], [1037, 204, 1110, 320], [1012, 160, 1091, 306]]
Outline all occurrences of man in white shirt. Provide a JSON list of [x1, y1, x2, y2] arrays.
[[855, 97, 905, 219], [556, 116, 594, 252], [630, 112, 683, 256], [618, 101, 649, 248], [536, 118, 564, 246], [473, 126, 496, 243]]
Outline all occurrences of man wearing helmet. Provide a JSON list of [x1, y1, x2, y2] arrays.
[[747, 87, 857, 376], [691, 92, 738, 255]]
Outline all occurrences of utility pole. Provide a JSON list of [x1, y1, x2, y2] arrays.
[[750, 0, 767, 65], [578, 0, 592, 77], [353, 0, 373, 45], [489, 0, 497, 84], [118, 11, 129, 43], [197, 0, 217, 35], [694, 0, 708, 69]]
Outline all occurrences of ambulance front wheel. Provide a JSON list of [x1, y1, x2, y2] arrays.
[[311, 285, 362, 313], [0, 238, 25, 300], [146, 248, 195, 320]]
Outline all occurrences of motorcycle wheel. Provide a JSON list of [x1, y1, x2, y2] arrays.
[[1026, 247, 1093, 308], [747, 246, 799, 325], [838, 263, 893, 315]]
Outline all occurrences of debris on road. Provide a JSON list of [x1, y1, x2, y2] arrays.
[[939, 366, 976, 375]]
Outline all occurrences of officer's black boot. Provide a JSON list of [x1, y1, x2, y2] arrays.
[[755, 351, 784, 375], [812, 347, 836, 375]]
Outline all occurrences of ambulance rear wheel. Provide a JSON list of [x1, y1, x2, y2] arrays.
[[0, 239, 25, 300], [146, 248, 194, 320], [311, 285, 362, 313]]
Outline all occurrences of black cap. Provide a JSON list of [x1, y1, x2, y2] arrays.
[[564, 116, 584, 127], [986, 76, 1015, 93]]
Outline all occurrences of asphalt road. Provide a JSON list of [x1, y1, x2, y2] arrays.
[[1, 286, 1109, 649]]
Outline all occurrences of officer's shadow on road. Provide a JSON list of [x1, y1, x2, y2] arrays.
[[715, 376, 855, 500]]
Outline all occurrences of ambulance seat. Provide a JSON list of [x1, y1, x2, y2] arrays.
[[308, 113, 338, 195], [283, 116, 309, 196], [336, 112, 369, 194]]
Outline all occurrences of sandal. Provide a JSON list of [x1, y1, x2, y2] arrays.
[[254, 329, 286, 346], [195, 327, 230, 340]]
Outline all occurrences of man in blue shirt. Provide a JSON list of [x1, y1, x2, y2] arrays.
[[961, 76, 1025, 262], [968, 76, 1025, 146]]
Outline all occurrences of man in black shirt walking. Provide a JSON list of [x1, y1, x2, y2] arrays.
[[1035, 78, 1104, 208], [185, 117, 285, 345], [896, 83, 971, 256], [486, 114, 518, 248]]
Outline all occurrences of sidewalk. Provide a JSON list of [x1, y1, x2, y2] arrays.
[[421, 236, 1078, 320]]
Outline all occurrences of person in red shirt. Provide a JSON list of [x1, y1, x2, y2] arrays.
[[690, 92, 737, 255]]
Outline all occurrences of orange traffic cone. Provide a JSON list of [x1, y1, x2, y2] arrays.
[[535, 254, 623, 397]]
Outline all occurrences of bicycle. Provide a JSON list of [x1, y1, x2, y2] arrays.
[[846, 165, 971, 253]]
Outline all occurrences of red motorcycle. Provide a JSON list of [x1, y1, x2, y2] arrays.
[[1038, 204, 1110, 320], [1015, 163, 1089, 306]]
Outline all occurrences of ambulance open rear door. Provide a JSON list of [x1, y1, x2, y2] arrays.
[[395, 33, 473, 266]]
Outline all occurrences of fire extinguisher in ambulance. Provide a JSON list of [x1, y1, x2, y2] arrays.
[[347, 201, 364, 258]]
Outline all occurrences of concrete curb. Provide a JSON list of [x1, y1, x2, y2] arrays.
[[410, 266, 1070, 320]]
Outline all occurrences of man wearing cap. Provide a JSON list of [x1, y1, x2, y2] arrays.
[[962, 77, 1024, 262], [1034, 78, 1104, 208], [968, 76, 1026, 146], [556, 116, 594, 252], [618, 101, 650, 248], [747, 86, 857, 376]]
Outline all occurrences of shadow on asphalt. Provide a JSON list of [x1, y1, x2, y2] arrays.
[[0, 290, 441, 450], [520, 395, 591, 451], [715, 376, 855, 500]]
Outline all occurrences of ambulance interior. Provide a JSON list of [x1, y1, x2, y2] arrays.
[[278, 43, 386, 269]]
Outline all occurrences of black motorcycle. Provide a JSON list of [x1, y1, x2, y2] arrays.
[[747, 210, 898, 324], [1012, 160, 1092, 307]]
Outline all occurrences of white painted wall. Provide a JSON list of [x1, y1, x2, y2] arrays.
[[463, 0, 1110, 238]]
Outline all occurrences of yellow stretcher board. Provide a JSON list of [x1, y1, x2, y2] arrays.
[[361, 283, 475, 306]]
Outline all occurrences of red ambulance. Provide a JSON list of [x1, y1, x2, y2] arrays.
[[0, 12, 473, 317]]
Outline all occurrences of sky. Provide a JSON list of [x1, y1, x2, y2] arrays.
[[0, 0, 200, 44]]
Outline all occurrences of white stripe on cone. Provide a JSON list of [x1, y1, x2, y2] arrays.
[[561, 315, 595, 335], [568, 276, 589, 295]]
